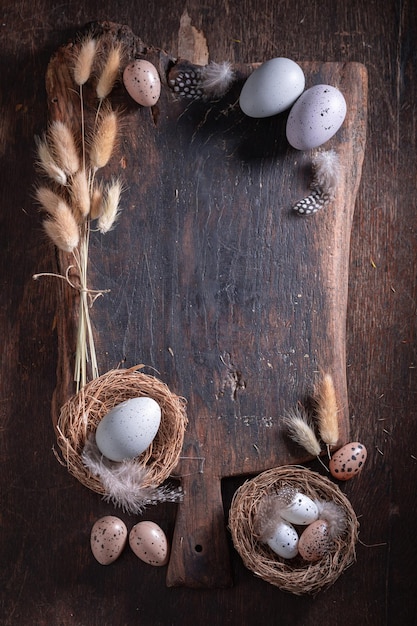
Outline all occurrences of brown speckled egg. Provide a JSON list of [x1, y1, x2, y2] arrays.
[[129, 521, 169, 566], [329, 441, 367, 481], [123, 59, 161, 106], [298, 520, 330, 562], [90, 516, 127, 565]]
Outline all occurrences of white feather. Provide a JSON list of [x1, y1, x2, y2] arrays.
[[200, 61, 234, 98], [311, 149, 341, 200], [82, 436, 183, 514]]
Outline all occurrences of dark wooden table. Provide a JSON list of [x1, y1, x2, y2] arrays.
[[1, 1, 416, 624]]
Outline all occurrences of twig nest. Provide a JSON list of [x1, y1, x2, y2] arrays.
[[55, 367, 187, 495], [229, 466, 359, 595]]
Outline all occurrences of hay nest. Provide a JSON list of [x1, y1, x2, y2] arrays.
[[229, 465, 359, 595], [55, 367, 188, 495]]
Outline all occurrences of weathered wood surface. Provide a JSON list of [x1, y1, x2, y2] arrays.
[[1, 0, 417, 623], [45, 22, 366, 587]]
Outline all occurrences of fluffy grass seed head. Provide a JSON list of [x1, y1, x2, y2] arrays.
[[70, 169, 90, 219], [314, 372, 339, 453], [35, 136, 67, 185], [96, 43, 122, 100], [90, 183, 104, 220], [43, 200, 80, 253], [48, 121, 80, 176], [282, 405, 321, 458], [35, 186, 62, 215], [73, 35, 97, 86], [97, 178, 123, 233], [89, 107, 118, 171]]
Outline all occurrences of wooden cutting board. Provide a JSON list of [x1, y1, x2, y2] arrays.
[[45, 22, 367, 588]]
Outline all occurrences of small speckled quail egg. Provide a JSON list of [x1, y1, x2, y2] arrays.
[[265, 520, 299, 559], [90, 516, 128, 565], [298, 519, 331, 562], [239, 57, 305, 118], [123, 59, 161, 106], [329, 442, 367, 480], [286, 84, 347, 150], [95, 396, 161, 462], [129, 521, 170, 566], [278, 491, 319, 526]]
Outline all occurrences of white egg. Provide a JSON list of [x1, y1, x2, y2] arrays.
[[265, 520, 299, 559], [286, 84, 347, 150], [279, 491, 319, 525], [95, 397, 161, 462], [239, 57, 305, 118]]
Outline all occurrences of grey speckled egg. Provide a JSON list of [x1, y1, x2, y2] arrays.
[[95, 396, 161, 462], [129, 521, 170, 566], [90, 516, 128, 565], [286, 84, 347, 150], [123, 59, 161, 106]]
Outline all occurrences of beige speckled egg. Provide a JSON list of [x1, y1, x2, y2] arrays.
[[298, 519, 330, 562], [123, 59, 161, 106], [129, 521, 169, 566], [329, 441, 367, 481], [90, 516, 128, 565]]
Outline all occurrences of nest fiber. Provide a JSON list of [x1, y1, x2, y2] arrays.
[[55, 368, 188, 494], [229, 465, 359, 595]]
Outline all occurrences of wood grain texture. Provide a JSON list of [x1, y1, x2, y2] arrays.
[[44, 22, 366, 587], [1, 0, 417, 624]]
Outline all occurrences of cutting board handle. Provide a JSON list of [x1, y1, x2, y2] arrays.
[[166, 457, 232, 588]]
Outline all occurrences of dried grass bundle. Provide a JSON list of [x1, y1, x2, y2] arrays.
[[34, 34, 124, 390], [229, 466, 359, 595]]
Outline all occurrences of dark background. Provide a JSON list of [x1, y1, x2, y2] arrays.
[[1, 1, 416, 624]]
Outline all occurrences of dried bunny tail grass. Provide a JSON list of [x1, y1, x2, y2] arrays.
[[90, 183, 104, 220], [311, 150, 341, 200], [315, 499, 348, 540], [282, 405, 321, 457], [35, 186, 62, 215], [200, 61, 235, 98], [70, 169, 90, 219], [43, 200, 80, 252], [314, 372, 339, 455], [73, 35, 97, 86], [97, 177, 123, 233], [96, 42, 122, 101], [48, 121, 80, 176], [81, 436, 183, 514], [229, 466, 359, 595], [89, 106, 118, 170], [35, 136, 67, 185]]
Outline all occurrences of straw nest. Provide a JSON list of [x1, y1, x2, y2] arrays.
[[229, 465, 359, 595], [55, 367, 188, 494]]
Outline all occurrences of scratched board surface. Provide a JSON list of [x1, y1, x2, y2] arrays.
[[47, 22, 367, 587]]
